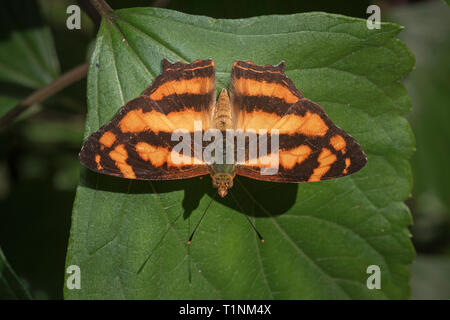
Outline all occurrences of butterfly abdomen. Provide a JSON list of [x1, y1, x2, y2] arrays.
[[208, 88, 236, 197], [214, 88, 232, 130]]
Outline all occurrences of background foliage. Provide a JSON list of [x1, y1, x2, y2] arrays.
[[388, 0, 450, 299], [66, 6, 414, 299], [0, 0, 448, 300]]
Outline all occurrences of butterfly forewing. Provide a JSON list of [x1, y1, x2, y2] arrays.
[[79, 59, 216, 180]]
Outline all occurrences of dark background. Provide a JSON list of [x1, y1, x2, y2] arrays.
[[0, 0, 448, 299]]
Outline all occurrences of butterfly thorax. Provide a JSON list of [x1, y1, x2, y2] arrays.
[[209, 88, 236, 197]]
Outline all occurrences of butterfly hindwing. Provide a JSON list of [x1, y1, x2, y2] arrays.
[[231, 60, 367, 182], [229, 60, 303, 131], [79, 59, 216, 180]]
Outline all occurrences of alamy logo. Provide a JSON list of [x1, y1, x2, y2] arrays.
[[66, 5, 81, 30], [366, 5, 381, 30], [366, 265, 381, 290], [171, 121, 280, 175], [66, 265, 81, 290]]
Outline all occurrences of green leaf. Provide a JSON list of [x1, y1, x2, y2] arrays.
[[389, 2, 450, 215], [0, 1, 60, 126], [0, 26, 60, 89], [0, 96, 19, 118], [66, 8, 415, 299], [388, 1, 450, 300], [0, 247, 32, 299], [411, 255, 450, 299], [0, 2, 60, 89], [22, 120, 83, 145]]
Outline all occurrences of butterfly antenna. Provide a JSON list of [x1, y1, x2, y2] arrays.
[[229, 190, 264, 243], [188, 192, 217, 244]]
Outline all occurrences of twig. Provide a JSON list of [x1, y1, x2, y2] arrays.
[[152, 0, 171, 8], [0, 62, 89, 130], [88, 0, 113, 19], [1, 0, 112, 129], [76, 0, 102, 27]]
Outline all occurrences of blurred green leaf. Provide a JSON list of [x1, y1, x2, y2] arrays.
[[0, 247, 32, 299], [0, 176, 73, 299], [0, 26, 60, 88], [22, 120, 83, 145], [410, 193, 449, 251], [411, 255, 450, 299], [0, 1, 61, 127], [390, 2, 450, 215], [66, 8, 414, 299], [39, 0, 95, 37], [388, 1, 450, 300], [0, 96, 19, 118]]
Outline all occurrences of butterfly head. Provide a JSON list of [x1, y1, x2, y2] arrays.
[[212, 173, 234, 197]]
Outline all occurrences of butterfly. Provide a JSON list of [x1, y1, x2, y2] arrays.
[[79, 59, 367, 200]]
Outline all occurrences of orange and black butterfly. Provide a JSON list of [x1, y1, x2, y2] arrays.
[[79, 58, 366, 205]]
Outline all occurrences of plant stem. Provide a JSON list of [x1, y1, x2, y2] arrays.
[[76, 0, 101, 27], [0, 63, 89, 130], [152, 0, 171, 8], [88, 0, 113, 20]]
